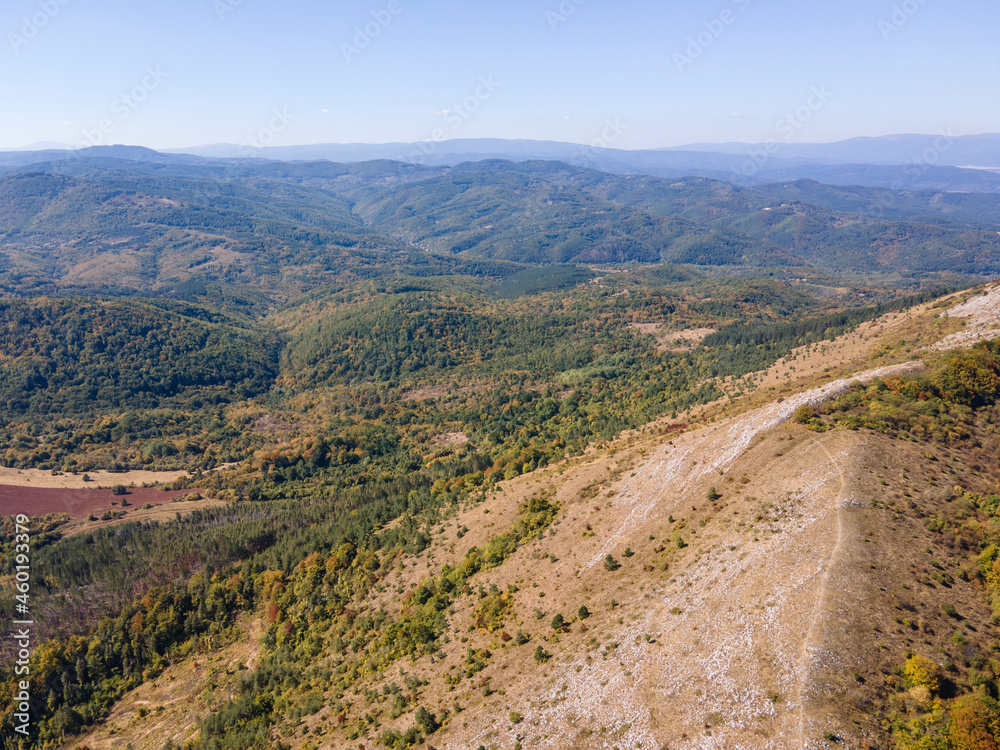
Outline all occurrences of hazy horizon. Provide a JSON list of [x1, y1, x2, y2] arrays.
[[3, 0, 998, 152], [9, 131, 1000, 155]]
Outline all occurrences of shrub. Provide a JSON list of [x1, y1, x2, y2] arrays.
[[473, 591, 512, 632], [903, 654, 941, 693], [793, 405, 815, 424]]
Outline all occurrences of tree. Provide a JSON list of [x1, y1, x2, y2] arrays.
[[604, 554, 621, 571], [415, 706, 440, 735], [949, 694, 1000, 750], [903, 654, 940, 693], [551, 613, 564, 631], [534, 645, 551, 663], [577, 605, 590, 620]]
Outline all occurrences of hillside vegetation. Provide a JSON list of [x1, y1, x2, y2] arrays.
[[11, 292, 997, 750], [0, 153, 999, 750]]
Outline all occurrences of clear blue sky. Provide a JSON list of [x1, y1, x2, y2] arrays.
[[1, 0, 997, 150]]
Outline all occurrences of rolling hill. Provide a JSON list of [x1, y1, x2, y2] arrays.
[[2, 154, 1000, 299]]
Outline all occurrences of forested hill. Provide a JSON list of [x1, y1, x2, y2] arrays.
[[0, 297, 282, 415], [2, 155, 1000, 299]]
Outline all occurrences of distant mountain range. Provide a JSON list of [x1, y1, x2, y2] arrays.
[[165, 135, 1000, 193], [7, 134, 1000, 194], [667, 133, 1000, 168], [1, 148, 999, 298]]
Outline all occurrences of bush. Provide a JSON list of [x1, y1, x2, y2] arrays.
[[793, 405, 815, 424], [941, 602, 960, 619]]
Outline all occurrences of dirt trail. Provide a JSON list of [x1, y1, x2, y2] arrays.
[[797, 438, 847, 748]]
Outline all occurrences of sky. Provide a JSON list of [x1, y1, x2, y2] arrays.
[[1, 0, 997, 151]]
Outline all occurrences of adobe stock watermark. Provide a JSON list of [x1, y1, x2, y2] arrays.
[[214, 0, 246, 22], [408, 76, 501, 163], [573, 117, 629, 170], [78, 67, 168, 148], [674, 0, 752, 73], [873, 127, 957, 213], [733, 85, 833, 179], [547, 0, 588, 31], [879, 0, 929, 40], [238, 108, 296, 157], [8, 0, 72, 53], [342, 0, 403, 63]]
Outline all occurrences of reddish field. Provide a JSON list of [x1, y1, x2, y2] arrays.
[[0, 484, 196, 518]]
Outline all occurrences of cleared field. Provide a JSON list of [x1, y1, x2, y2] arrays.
[[0, 466, 192, 489], [0, 484, 196, 518]]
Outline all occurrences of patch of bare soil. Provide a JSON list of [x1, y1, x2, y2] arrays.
[[629, 324, 718, 352], [431, 432, 470, 446], [254, 414, 294, 434]]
